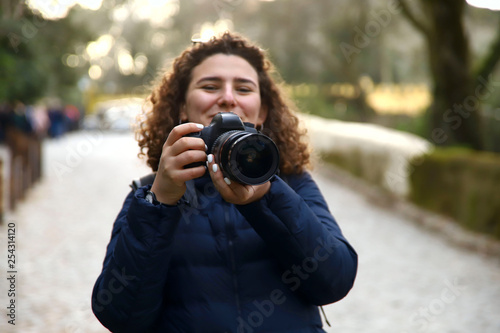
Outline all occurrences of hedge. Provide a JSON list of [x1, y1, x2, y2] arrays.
[[320, 149, 389, 190], [409, 148, 500, 240]]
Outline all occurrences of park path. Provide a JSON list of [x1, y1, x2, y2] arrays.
[[0, 130, 499, 333]]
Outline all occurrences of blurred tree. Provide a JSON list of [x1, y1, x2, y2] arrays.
[[0, 3, 94, 105], [399, 0, 500, 150], [0, 4, 47, 104]]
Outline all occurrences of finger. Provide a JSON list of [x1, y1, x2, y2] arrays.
[[175, 149, 207, 169], [169, 136, 206, 157], [207, 154, 249, 201], [207, 154, 229, 190], [165, 123, 204, 147], [207, 155, 225, 185], [172, 165, 207, 183]]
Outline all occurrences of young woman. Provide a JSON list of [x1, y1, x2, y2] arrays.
[[92, 32, 357, 333]]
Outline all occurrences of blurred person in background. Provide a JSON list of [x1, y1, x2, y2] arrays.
[[64, 104, 81, 132], [92, 32, 357, 333], [27, 104, 50, 138], [47, 99, 66, 138]]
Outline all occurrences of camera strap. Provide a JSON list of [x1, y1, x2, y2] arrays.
[[130, 173, 156, 191], [320, 306, 331, 327]]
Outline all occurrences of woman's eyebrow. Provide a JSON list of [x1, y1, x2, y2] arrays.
[[196, 76, 221, 84], [196, 76, 257, 87], [234, 77, 257, 87]]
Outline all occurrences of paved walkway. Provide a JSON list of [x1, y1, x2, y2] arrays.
[[0, 131, 499, 333]]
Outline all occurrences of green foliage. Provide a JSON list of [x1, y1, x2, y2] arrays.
[[371, 113, 430, 139], [321, 149, 389, 190], [0, 17, 47, 103], [409, 148, 500, 240], [0, 8, 94, 105], [483, 113, 500, 152], [292, 93, 375, 123], [293, 96, 340, 119]]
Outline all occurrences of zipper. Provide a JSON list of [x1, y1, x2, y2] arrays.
[[224, 205, 242, 317]]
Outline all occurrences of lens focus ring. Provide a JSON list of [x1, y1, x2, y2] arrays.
[[212, 131, 279, 185]]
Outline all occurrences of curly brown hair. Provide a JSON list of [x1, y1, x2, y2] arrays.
[[137, 32, 311, 175]]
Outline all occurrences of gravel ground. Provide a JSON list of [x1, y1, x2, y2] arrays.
[[0, 131, 499, 333]]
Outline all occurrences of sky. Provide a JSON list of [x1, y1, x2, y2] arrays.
[[466, 0, 500, 10], [25, 0, 500, 20], [25, 0, 104, 20]]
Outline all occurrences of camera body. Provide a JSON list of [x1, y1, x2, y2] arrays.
[[186, 112, 279, 185]]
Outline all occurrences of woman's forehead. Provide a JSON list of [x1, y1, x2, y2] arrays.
[[191, 54, 259, 82]]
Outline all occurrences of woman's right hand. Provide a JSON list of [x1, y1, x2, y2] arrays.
[[151, 123, 207, 205]]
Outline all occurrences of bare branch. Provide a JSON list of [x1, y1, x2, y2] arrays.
[[398, 0, 431, 37], [474, 13, 500, 80]]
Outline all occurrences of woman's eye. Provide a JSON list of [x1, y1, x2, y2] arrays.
[[237, 86, 252, 93], [202, 85, 218, 91]]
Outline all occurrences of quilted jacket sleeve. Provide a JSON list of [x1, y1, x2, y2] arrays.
[[236, 172, 358, 305], [91, 186, 184, 333]]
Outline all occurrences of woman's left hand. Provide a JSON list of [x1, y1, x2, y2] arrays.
[[207, 154, 271, 205]]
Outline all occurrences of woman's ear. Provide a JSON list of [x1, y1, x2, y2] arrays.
[[257, 106, 268, 126], [179, 105, 189, 123]]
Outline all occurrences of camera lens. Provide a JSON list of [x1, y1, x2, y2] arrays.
[[213, 131, 279, 185]]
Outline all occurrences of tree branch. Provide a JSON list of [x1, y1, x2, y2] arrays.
[[398, 0, 431, 37], [474, 13, 500, 80]]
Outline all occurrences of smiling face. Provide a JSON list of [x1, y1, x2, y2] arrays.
[[181, 54, 267, 127]]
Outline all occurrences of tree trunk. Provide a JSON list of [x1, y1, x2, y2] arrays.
[[424, 0, 484, 149]]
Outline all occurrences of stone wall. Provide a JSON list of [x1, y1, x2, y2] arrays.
[[298, 113, 433, 197]]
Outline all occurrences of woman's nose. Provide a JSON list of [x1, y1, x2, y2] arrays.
[[218, 85, 236, 108]]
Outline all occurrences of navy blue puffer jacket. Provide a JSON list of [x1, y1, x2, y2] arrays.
[[92, 172, 357, 332]]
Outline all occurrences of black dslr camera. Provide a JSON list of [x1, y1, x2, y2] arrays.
[[186, 112, 279, 185]]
